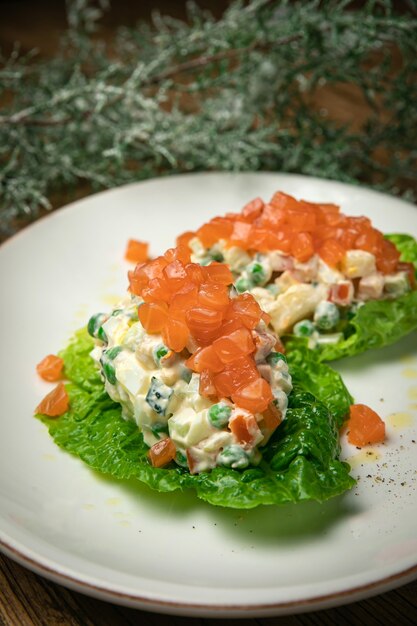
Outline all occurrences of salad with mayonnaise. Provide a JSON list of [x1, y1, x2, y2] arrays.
[[87, 289, 292, 474], [35, 242, 355, 507], [180, 192, 417, 360]]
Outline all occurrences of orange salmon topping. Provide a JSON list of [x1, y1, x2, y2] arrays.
[[176, 191, 404, 275], [36, 354, 64, 382], [347, 403, 386, 447], [125, 239, 149, 264], [36, 382, 69, 417], [129, 247, 273, 413]]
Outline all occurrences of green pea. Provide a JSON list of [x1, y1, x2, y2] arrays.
[[293, 319, 316, 337], [208, 403, 232, 429], [217, 445, 249, 469], [266, 351, 287, 366], [314, 301, 340, 330], [235, 276, 250, 293], [247, 261, 266, 286], [100, 346, 122, 384]]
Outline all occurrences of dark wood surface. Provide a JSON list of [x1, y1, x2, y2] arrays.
[[1, 2, 416, 624]]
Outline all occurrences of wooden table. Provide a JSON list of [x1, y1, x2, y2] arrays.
[[1, 1, 416, 623]]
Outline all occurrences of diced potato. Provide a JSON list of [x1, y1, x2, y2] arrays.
[[115, 352, 148, 396], [342, 250, 376, 278], [169, 407, 215, 448], [201, 431, 234, 453], [101, 315, 130, 345], [275, 270, 300, 293], [269, 283, 329, 334], [223, 245, 252, 272], [189, 236, 206, 258], [317, 258, 344, 284]]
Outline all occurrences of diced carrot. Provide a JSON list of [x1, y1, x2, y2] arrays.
[[148, 438, 177, 468], [36, 354, 64, 382], [329, 281, 353, 306], [124, 239, 149, 264], [229, 413, 262, 445], [347, 404, 386, 447], [36, 382, 69, 417]]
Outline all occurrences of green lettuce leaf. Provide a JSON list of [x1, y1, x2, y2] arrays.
[[385, 234, 417, 272], [285, 341, 353, 427], [285, 233, 417, 362], [36, 330, 355, 509]]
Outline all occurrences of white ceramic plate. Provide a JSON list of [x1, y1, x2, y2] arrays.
[[1, 173, 417, 618]]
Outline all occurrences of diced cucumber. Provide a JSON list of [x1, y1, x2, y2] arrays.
[[97, 326, 108, 343], [145, 377, 173, 416], [208, 403, 232, 429], [100, 346, 122, 385], [87, 312, 108, 339]]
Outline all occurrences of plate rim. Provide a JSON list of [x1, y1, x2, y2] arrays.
[[2, 536, 416, 616], [1, 171, 417, 616]]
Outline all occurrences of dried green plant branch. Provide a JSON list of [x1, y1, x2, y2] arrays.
[[0, 0, 416, 237]]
